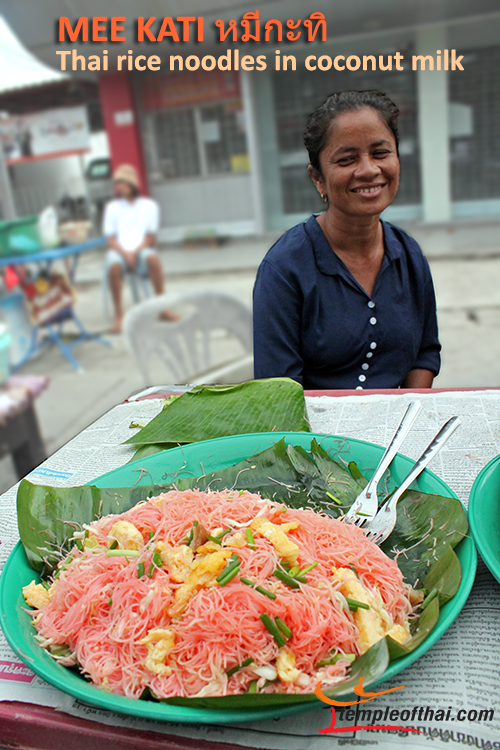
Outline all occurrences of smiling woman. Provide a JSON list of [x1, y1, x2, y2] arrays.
[[253, 90, 441, 391]]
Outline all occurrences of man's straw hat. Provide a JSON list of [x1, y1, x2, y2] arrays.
[[113, 164, 140, 189]]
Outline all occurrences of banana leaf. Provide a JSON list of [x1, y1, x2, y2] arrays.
[[386, 596, 440, 660], [419, 546, 463, 604], [125, 379, 310, 446], [128, 444, 178, 463], [175, 439, 365, 512], [16, 480, 170, 574], [379, 492, 467, 591]]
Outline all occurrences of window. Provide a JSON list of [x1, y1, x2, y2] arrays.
[[86, 158, 111, 180], [200, 103, 248, 174], [154, 108, 200, 179], [151, 101, 248, 179], [449, 45, 500, 201]]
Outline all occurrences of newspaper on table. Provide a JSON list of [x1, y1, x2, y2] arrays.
[[1, 390, 500, 749]]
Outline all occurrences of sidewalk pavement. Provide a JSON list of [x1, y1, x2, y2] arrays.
[[74, 216, 500, 285], [1, 218, 500, 493]]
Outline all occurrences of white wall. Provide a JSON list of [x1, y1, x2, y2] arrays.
[[11, 154, 87, 215], [151, 173, 255, 240], [11, 131, 110, 216]]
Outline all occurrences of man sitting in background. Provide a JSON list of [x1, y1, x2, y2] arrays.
[[104, 164, 177, 333]]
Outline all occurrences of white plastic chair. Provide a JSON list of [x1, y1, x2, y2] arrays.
[[123, 290, 254, 385]]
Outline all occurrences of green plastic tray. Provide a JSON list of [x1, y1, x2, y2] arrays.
[[469, 453, 500, 584], [0, 215, 39, 256], [0, 431, 476, 725]]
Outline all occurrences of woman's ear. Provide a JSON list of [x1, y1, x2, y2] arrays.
[[307, 164, 325, 200]]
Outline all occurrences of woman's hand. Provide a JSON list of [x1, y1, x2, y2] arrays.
[[402, 369, 435, 388]]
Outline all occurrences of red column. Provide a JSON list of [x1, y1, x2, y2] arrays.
[[97, 71, 148, 194]]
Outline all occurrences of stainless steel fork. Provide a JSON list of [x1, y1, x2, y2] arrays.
[[343, 401, 423, 525], [363, 416, 461, 545]]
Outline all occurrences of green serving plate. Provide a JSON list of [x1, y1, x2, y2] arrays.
[[469, 453, 500, 584], [0, 431, 476, 724]]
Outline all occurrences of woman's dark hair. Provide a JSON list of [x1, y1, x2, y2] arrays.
[[304, 90, 400, 174]]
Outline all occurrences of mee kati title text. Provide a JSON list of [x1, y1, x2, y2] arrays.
[[56, 14, 464, 73]]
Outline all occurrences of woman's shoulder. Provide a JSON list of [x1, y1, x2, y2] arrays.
[[382, 220, 431, 269], [262, 216, 318, 270], [382, 220, 423, 254]]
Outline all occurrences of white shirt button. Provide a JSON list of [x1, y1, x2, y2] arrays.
[[370, 317, 377, 325], [362, 363, 369, 370], [366, 352, 373, 359], [368, 301, 375, 308], [356, 386, 363, 390], [358, 374, 366, 382], [370, 342, 377, 349]]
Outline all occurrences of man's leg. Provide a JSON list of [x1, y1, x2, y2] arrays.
[[145, 250, 164, 295], [106, 250, 126, 333], [139, 249, 180, 322]]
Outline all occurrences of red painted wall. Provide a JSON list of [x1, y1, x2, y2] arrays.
[[97, 72, 148, 194]]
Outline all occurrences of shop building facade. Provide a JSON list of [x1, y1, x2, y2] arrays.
[[95, 10, 500, 240], [5, 2, 499, 240]]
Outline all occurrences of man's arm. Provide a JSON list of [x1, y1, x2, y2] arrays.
[[134, 201, 159, 253], [134, 232, 156, 253]]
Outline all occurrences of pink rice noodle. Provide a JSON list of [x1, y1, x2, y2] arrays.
[[31, 489, 411, 699]]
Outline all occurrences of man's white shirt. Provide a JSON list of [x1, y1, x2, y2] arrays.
[[103, 197, 159, 252]]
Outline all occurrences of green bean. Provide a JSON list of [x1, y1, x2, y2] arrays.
[[217, 564, 240, 586], [216, 555, 241, 585], [226, 657, 254, 678], [260, 613, 287, 648], [297, 561, 318, 577], [326, 492, 342, 505], [240, 577, 255, 587], [274, 617, 292, 640], [274, 567, 300, 589], [255, 586, 277, 601], [245, 528, 256, 547], [318, 653, 355, 667], [345, 597, 369, 612], [186, 520, 199, 546]]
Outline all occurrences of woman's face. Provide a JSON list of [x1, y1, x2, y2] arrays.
[[309, 107, 400, 218]]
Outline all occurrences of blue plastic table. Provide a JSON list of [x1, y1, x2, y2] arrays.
[[0, 237, 111, 371], [0, 237, 104, 278]]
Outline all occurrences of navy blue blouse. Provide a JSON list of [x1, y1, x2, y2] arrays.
[[253, 215, 441, 390]]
